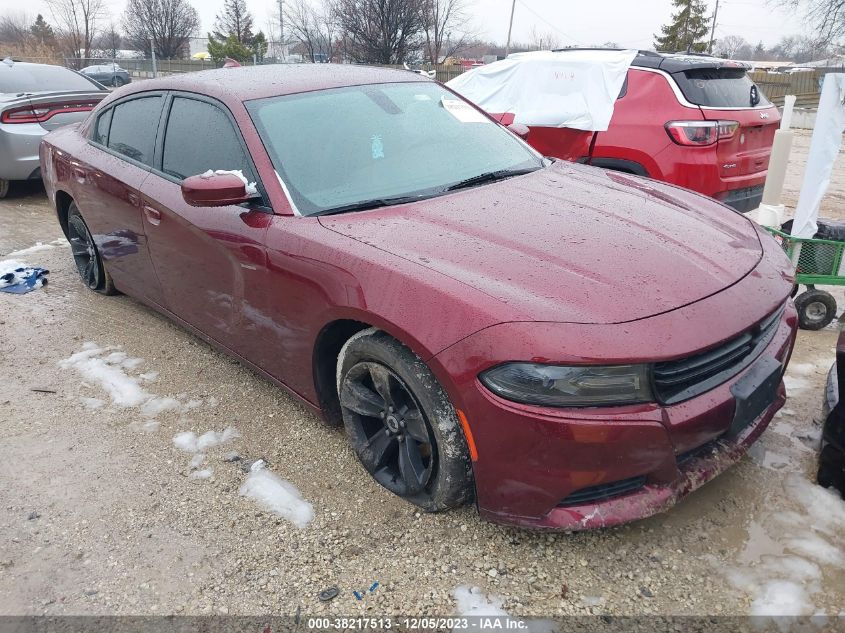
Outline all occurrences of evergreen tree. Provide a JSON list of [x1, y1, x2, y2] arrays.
[[30, 14, 56, 45], [212, 0, 255, 45], [654, 0, 711, 53]]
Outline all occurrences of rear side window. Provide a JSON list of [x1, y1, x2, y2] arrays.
[[161, 97, 253, 181], [93, 108, 112, 145], [672, 68, 771, 108], [108, 96, 162, 165], [0, 64, 105, 94]]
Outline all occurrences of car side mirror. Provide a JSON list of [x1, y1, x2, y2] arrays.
[[181, 173, 251, 207], [507, 123, 530, 139]]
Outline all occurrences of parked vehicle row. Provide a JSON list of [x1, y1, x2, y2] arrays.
[[39, 64, 798, 529], [0, 60, 109, 198], [80, 63, 132, 88], [449, 50, 780, 213]]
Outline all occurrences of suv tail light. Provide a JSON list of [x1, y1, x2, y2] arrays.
[[0, 100, 99, 124], [665, 120, 740, 146]]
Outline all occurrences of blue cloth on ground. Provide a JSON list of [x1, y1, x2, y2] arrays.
[[0, 266, 49, 294]]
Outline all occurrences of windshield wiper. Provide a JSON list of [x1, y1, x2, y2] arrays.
[[446, 167, 540, 192], [313, 195, 426, 217]]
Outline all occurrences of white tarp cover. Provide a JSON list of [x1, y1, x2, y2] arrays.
[[791, 74, 845, 238], [446, 49, 638, 131]]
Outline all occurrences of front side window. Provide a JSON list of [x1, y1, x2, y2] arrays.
[[107, 96, 162, 165], [162, 97, 253, 181], [246, 82, 543, 216]]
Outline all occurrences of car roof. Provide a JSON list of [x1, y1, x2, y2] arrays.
[[118, 63, 430, 102], [550, 48, 750, 73]]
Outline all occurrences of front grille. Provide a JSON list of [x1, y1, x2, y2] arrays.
[[558, 475, 647, 507], [653, 305, 784, 405]]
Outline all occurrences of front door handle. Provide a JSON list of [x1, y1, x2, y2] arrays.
[[143, 205, 162, 226]]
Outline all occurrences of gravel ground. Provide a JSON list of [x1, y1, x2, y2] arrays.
[[1, 131, 844, 619]]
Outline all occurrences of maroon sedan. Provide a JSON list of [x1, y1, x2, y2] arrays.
[[40, 65, 798, 530]]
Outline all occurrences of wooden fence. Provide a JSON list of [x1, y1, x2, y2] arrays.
[[749, 68, 844, 108]]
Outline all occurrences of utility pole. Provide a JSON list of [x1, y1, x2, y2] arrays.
[[505, 0, 517, 57], [150, 37, 157, 78], [708, 0, 720, 55], [278, 0, 285, 61]]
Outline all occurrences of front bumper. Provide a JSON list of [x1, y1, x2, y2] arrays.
[[433, 280, 797, 529], [0, 122, 47, 181], [717, 184, 765, 213]]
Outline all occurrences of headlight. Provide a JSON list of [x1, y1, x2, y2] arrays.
[[479, 363, 653, 407]]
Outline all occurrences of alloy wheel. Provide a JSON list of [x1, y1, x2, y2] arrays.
[[68, 214, 100, 289], [340, 361, 436, 496]]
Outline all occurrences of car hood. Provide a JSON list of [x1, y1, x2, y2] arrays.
[[319, 162, 763, 324]]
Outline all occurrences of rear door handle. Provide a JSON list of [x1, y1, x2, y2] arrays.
[[143, 205, 162, 226]]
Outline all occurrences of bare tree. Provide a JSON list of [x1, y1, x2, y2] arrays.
[[528, 26, 560, 51], [284, 0, 338, 62], [123, 0, 199, 59], [334, 0, 425, 64], [0, 13, 32, 48], [94, 22, 121, 57], [45, 0, 106, 60], [714, 34, 750, 58], [419, 0, 474, 64], [779, 0, 845, 45]]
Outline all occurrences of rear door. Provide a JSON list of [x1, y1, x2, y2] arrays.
[[140, 93, 271, 349], [74, 94, 166, 305], [671, 67, 780, 180]]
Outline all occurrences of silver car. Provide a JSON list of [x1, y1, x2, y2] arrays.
[[0, 60, 108, 198], [80, 63, 132, 87]]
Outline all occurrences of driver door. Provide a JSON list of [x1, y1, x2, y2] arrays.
[[140, 93, 271, 350]]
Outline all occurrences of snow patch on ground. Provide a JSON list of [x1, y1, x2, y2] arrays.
[[783, 375, 810, 393], [4, 238, 68, 258], [239, 460, 314, 528], [59, 342, 207, 419], [453, 586, 508, 617], [190, 468, 214, 479], [722, 474, 845, 619], [172, 428, 239, 453]]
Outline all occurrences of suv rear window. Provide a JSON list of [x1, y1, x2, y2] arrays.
[[672, 68, 771, 108], [0, 63, 105, 94]]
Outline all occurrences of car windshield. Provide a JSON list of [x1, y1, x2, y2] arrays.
[[0, 63, 105, 94], [246, 82, 543, 216]]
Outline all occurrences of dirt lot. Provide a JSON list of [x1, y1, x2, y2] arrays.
[[1, 129, 844, 620]]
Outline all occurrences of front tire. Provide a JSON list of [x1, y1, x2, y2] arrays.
[[337, 330, 474, 511], [113, 76, 125, 87], [67, 202, 116, 295]]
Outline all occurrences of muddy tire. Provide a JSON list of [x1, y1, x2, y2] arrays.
[[67, 202, 116, 295], [336, 329, 474, 512], [0, 179, 9, 199], [794, 289, 836, 330]]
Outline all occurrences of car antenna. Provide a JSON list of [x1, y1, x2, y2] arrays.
[[223, 57, 242, 68], [2, 57, 13, 67]]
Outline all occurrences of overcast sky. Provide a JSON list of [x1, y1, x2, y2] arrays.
[[2, 0, 807, 50]]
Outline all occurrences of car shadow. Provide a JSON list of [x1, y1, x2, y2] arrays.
[[3, 180, 47, 201]]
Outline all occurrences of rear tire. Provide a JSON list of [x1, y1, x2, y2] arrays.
[[794, 289, 837, 330], [0, 179, 9, 199], [337, 329, 474, 512], [67, 202, 116, 295]]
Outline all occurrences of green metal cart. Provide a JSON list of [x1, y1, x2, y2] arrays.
[[765, 226, 845, 330]]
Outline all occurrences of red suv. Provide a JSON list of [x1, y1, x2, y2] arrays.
[[500, 51, 780, 213]]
